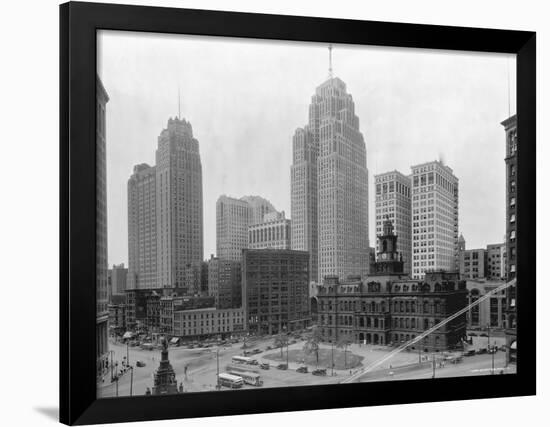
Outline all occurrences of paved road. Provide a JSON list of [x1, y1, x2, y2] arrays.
[[357, 352, 515, 382], [97, 338, 514, 398]]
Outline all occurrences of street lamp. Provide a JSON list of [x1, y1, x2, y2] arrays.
[[216, 347, 221, 390], [129, 366, 134, 396]]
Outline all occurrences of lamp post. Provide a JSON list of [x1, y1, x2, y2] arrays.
[[432, 353, 436, 379], [127, 340, 130, 366], [216, 347, 220, 390], [491, 341, 496, 375], [129, 366, 134, 396], [109, 350, 114, 381], [331, 341, 334, 376]]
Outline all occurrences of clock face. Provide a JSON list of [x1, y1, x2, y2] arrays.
[[381, 253, 387, 260]]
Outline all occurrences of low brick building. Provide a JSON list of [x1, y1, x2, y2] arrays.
[[172, 307, 246, 339]]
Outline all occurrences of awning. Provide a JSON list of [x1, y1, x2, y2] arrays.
[[122, 332, 134, 339], [170, 337, 180, 344], [510, 341, 517, 350]]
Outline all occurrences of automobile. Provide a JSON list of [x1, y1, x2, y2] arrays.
[[479, 333, 489, 337], [290, 340, 297, 345], [248, 359, 259, 365], [276, 363, 288, 370], [464, 349, 476, 357], [312, 369, 327, 376], [296, 366, 308, 373], [476, 348, 488, 355], [251, 348, 262, 355], [260, 363, 270, 370], [136, 360, 146, 367], [265, 346, 272, 351]]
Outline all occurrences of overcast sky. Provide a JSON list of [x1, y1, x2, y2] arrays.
[[98, 30, 516, 267]]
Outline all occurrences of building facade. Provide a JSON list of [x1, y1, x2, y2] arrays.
[[248, 211, 291, 250], [487, 243, 506, 281], [127, 164, 158, 290], [172, 307, 246, 339], [291, 126, 319, 283], [316, 223, 467, 351], [96, 76, 109, 377], [411, 161, 459, 279], [291, 74, 369, 285], [459, 248, 487, 280], [502, 114, 517, 364], [208, 255, 242, 309], [375, 171, 412, 274], [108, 303, 126, 335], [242, 249, 310, 335], [216, 195, 276, 261], [466, 280, 506, 330], [155, 117, 204, 288], [109, 263, 128, 300]]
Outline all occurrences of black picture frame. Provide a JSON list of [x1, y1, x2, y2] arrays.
[[60, 1, 536, 425]]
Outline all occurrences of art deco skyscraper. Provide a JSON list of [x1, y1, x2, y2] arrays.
[[291, 48, 370, 284], [155, 117, 204, 288], [411, 160, 459, 279]]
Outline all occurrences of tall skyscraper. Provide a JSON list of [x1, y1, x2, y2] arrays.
[[291, 127, 318, 283], [127, 164, 157, 290], [375, 171, 412, 274], [216, 195, 276, 261], [155, 117, 204, 288], [291, 49, 369, 284], [127, 116, 204, 292], [411, 160, 459, 279], [96, 76, 109, 377]]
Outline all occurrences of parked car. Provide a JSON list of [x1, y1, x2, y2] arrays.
[[260, 363, 270, 370], [476, 348, 488, 355], [276, 363, 288, 370], [296, 366, 308, 373], [248, 359, 259, 365], [265, 346, 272, 351], [312, 369, 327, 376], [251, 348, 262, 355], [136, 360, 146, 367]]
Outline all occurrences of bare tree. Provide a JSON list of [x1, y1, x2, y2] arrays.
[[336, 336, 353, 369], [274, 333, 289, 360], [303, 327, 323, 367]]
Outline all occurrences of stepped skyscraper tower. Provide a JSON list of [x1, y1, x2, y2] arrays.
[[291, 46, 370, 284], [128, 115, 204, 292]]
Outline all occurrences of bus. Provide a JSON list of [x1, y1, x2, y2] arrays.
[[232, 355, 253, 364], [226, 364, 259, 374], [237, 371, 263, 387], [218, 373, 244, 389]]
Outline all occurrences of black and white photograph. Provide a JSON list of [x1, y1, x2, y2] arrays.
[[95, 30, 519, 398]]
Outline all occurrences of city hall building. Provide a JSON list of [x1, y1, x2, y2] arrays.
[[316, 219, 468, 352]]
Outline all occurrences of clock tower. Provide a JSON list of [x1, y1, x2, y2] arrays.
[[372, 217, 404, 275]]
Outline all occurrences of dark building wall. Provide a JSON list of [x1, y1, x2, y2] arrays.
[[242, 249, 310, 335]]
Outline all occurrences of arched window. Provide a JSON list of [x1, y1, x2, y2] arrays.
[[359, 317, 364, 327]]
